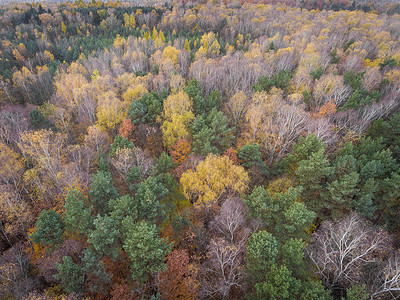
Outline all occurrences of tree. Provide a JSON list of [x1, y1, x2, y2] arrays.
[[254, 264, 301, 300], [54, 256, 84, 295], [122, 219, 173, 282], [246, 231, 279, 281], [180, 154, 249, 209], [371, 251, 400, 299], [191, 108, 234, 156], [160, 250, 196, 299], [31, 210, 64, 250], [118, 118, 135, 142], [18, 129, 67, 195], [295, 148, 333, 211], [307, 213, 390, 292], [133, 176, 168, 224], [96, 91, 127, 134], [171, 139, 192, 166], [225, 91, 249, 130], [210, 197, 247, 243], [244, 186, 315, 239], [89, 170, 119, 215], [81, 248, 112, 295], [88, 215, 120, 259], [162, 113, 194, 150], [64, 188, 93, 236], [200, 238, 245, 299]]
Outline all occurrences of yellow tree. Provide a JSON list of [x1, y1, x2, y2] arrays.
[[162, 114, 194, 150], [96, 91, 127, 134], [162, 91, 194, 150], [180, 154, 249, 209]]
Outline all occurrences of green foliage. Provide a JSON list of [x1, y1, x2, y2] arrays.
[[64, 188, 94, 236], [89, 170, 119, 215], [184, 79, 221, 116], [343, 71, 365, 90], [133, 176, 168, 224], [379, 57, 397, 69], [295, 148, 333, 210], [31, 210, 64, 250], [343, 38, 355, 52], [29, 109, 54, 129], [253, 75, 274, 92], [54, 256, 84, 295], [254, 264, 301, 300], [245, 186, 315, 238], [283, 134, 325, 173], [344, 284, 369, 300], [109, 134, 134, 157], [246, 231, 279, 280], [280, 238, 306, 276], [369, 113, 400, 161], [191, 108, 234, 156], [152, 152, 175, 176], [81, 248, 112, 294], [254, 70, 294, 92], [238, 143, 263, 168], [300, 280, 333, 300], [128, 91, 166, 125], [310, 67, 324, 80], [88, 215, 121, 259], [330, 48, 340, 64], [109, 195, 138, 226], [122, 219, 173, 282]]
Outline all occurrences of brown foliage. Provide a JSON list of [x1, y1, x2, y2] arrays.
[[118, 118, 135, 142], [160, 249, 197, 299]]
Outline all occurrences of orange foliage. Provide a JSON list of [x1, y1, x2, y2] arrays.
[[311, 100, 337, 119], [118, 118, 135, 142], [223, 147, 239, 164], [171, 139, 192, 166]]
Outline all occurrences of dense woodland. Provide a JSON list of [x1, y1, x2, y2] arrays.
[[1, 0, 400, 299]]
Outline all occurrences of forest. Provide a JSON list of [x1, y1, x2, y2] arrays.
[[0, 0, 400, 299]]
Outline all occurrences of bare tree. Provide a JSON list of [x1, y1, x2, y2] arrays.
[[200, 238, 246, 299], [210, 197, 248, 244], [307, 213, 390, 291], [371, 251, 400, 300]]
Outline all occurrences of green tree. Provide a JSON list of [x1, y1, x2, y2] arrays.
[[109, 134, 134, 157], [133, 176, 168, 224], [254, 264, 301, 300], [191, 108, 234, 156], [246, 231, 278, 281], [245, 186, 315, 239], [81, 248, 112, 294], [31, 210, 64, 250], [122, 219, 173, 282], [295, 148, 333, 211], [109, 195, 138, 226], [55, 256, 84, 295], [64, 188, 94, 236], [88, 215, 120, 259], [89, 170, 119, 215], [283, 134, 325, 175], [184, 79, 220, 116], [128, 91, 166, 125]]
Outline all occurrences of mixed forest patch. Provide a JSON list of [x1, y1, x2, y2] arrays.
[[1, 0, 400, 299]]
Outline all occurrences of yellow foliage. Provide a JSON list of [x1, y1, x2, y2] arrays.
[[162, 112, 194, 150], [96, 91, 127, 132], [123, 85, 148, 103], [162, 46, 181, 65], [180, 154, 249, 206]]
